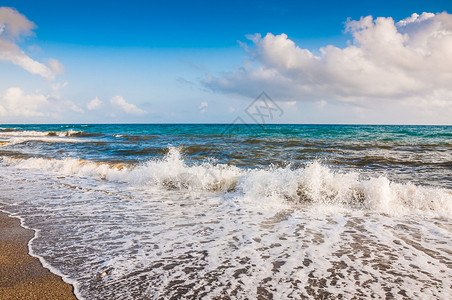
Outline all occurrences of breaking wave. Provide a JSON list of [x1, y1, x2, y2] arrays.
[[0, 129, 81, 136], [0, 129, 94, 146], [1, 148, 451, 217], [46, 129, 101, 137]]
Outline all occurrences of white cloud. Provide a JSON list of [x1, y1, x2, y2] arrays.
[[397, 12, 435, 26], [0, 87, 50, 117], [199, 101, 208, 113], [47, 58, 65, 75], [109, 96, 146, 115], [205, 12, 452, 114], [0, 87, 86, 121], [86, 96, 102, 110], [0, 7, 63, 79]]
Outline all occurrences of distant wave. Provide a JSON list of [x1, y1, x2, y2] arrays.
[[0, 129, 53, 137], [0, 129, 100, 137], [47, 129, 102, 137], [0, 129, 97, 146], [2, 147, 451, 217]]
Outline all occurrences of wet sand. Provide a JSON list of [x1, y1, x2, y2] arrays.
[[0, 211, 77, 300]]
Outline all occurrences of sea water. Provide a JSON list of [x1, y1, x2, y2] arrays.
[[0, 124, 451, 299]]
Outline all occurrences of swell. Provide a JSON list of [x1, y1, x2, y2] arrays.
[[0, 129, 99, 147], [47, 130, 103, 137], [1, 148, 451, 218]]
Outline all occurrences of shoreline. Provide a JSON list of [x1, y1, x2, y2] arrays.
[[0, 211, 77, 299]]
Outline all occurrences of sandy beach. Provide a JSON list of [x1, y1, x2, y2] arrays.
[[0, 211, 76, 300]]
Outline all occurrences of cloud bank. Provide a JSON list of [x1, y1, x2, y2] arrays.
[[0, 87, 49, 117], [205, 12, 452, 113], [0, 7, 63, 79], [0, 88, 150, 122], [0, 87, 82, 120]]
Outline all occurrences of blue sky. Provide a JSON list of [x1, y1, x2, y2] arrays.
[[0, 0, 451, 124]]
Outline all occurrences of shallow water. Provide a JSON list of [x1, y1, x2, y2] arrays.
[[0, 124, 451, 299]]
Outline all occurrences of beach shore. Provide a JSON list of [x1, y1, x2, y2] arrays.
[[0, 211, 77, 300]]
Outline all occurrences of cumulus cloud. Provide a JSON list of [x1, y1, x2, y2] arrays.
[[110, 96, 146, 115], [205, 12, 452, 110], [0, 7, 63, 79], [86, 96, 102, 110], [0, 87, 49, 117], [0, 87, 84, 120]]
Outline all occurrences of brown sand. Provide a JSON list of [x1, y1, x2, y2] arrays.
[[0, 211, 77, 300]]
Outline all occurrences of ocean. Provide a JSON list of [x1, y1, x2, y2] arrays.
[[0, 124, 451, 299]]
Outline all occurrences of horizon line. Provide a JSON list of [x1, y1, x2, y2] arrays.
[[1, 122, 451, 126]]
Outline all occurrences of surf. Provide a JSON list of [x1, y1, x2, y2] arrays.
[[2, 147, 451, 217]]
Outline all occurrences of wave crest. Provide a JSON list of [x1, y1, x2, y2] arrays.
[[239, 162, 452, 216], [0, 129, 93, 146], [1, 148, 451, 217]]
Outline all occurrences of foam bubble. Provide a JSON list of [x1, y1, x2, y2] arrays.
[[0, 152, 451, 299], [0, 129, 89, 146], [0, 130, 50, 137], [2, 147, 451, 217]]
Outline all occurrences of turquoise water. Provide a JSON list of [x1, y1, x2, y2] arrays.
[[0, 124, 451, 299], [1, 124, 451, 187]]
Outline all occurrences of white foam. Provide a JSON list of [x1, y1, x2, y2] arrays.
[[0, 129, 83, 137], [0, 158, 451, 299], [57, 129, 85, 137], [0, 130, 50, 137], [0, 129, 87, 146], [2, 147, 451, 217]]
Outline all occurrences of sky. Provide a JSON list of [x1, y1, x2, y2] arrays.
[[0, 0, 451, 124]]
